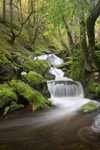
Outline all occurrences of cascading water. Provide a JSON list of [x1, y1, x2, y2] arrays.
[[34, 54, 90, 110]]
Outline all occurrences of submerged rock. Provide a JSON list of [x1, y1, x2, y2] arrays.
[[22, 59, 51, 76], [80, 101, 99, 112], [22, 71, 50, 97], [10, 80, 52, 111], [0, 84, 18, 109]]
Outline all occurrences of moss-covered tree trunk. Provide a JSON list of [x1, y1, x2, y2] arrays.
[[87, 0, 100, 70], [63, 17, 74, 54], [79, 1, 89, 69], [58, 27, 69, 56]]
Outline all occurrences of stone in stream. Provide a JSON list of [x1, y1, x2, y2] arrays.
[[80, 101, 99, 112]]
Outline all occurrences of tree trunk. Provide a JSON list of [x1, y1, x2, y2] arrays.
[[79, 1, 89, 69], [32, 26, 38, 44], [28, 0, 32, 42], [65, 24, 74, 54], [58, 27, 69, 56], [3, 0, 6, 23], [10, 0, 13, 29], [87, 0, 100, 69], [19, 0, 23, 22]]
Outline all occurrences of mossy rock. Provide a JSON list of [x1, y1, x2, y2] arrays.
[[22, 71, 50, 97], [80, 101, 99, 112], [0, 84, 18, 109], [10, 80, 52, 111], [22, 59, 51, 75], [45, 73, 55, 80], [0, 50, 12, 67], [26, 71, 46, 84], [0, 64, 18, 81]]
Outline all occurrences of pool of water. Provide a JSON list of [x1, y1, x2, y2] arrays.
[[0, 105, 100, 150]]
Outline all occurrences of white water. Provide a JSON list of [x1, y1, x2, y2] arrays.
[[34, 53, 92, 112], [34, 54, 64, 66]]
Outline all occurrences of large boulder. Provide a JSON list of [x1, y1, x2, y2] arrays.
[[22, 71, 50, 97], [22, 59, 51, 76], [0, 50, 21, 82], [0, 84, 18, 109], [10, 80, 52, 111], [80, 101, 99, 112]]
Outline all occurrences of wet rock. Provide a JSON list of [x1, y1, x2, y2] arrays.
[[45, 73, 55, 80], [80, 101, 99, 112]]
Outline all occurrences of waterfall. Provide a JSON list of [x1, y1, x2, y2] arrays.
[[34, 54, 84, 98], [47, 80, 84, 98]]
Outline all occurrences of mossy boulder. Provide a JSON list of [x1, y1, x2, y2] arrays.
[[22, 71, 50, 97], [0, 50, 12, 67], [0, 84, 18, 109], [10, 80, 52, 111], [22, 59, 51, 75], [0, 64, 18, 81], [80, 101, 99, 112]]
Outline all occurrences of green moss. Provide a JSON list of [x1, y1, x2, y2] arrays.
[[22, 59, 51, 75], [33, 100, 52, 111], [34, 50, 44, 56], [0, 84, 18, 109], [0, 50, 12, 67], [10, 80, 52, 110], [80, 101, 99, 112], [26, 71, 46, 84], [11, 52, 21, 58], [57, 61, 72, 69], [9, 104, 24, 112], [70, 61, 84, 81]]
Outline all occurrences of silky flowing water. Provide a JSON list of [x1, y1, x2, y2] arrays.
[[0, 54, 100, 150]]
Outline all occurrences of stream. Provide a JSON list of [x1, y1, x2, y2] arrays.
[[0, 54, 100, 150]]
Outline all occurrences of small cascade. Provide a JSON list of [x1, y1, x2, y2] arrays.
[[48, 67, 64, 79], [47, 80, 84, 98], [34, 54, 64, 65]]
